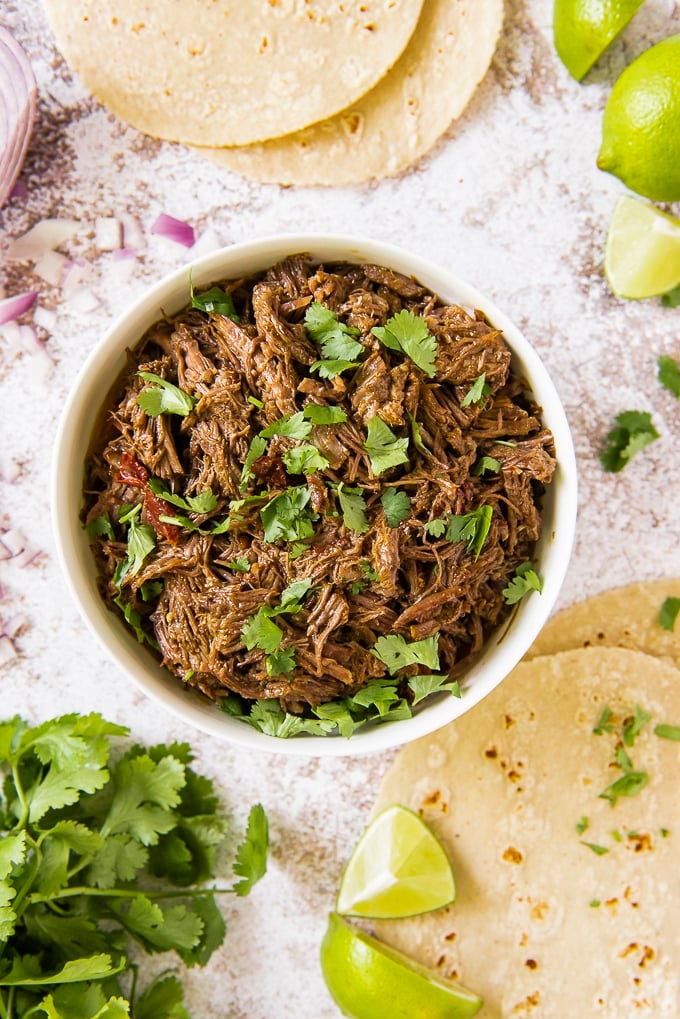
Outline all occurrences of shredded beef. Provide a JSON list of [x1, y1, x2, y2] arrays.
[[83, 256, 556, 717]]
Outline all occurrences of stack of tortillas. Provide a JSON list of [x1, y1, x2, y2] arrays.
[[373, 579, 680, 1018], [43, 0, 503, 185]]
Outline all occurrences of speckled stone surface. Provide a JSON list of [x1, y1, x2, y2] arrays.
[[1, 1, 679, 1016]]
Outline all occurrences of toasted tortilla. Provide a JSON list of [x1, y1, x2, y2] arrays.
[[43, 0, 424, 146], [526, 579, 680, 665], [203, 0, 503, 185], [373, 646, 680, 1018]]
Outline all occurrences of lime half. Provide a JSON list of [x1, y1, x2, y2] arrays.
[[553, 0, 643, 81], [336, 804, 455, 919], [320, 912, 483, 1019], [604, 196, 680, 299]]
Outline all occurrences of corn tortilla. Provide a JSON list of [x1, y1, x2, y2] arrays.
[[203, 0, 503, 185], [43, 0, 425, 146], [374, 646, 680, 1018], [526, 579, 680, 665]]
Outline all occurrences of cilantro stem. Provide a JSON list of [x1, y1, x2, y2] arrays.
[[10, 764, 29, 832], [9, 835, 42, 921], [27, 884, 235, 906], [0, 990, 10, 1019]]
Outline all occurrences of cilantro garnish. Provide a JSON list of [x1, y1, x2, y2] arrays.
[[408, 673, 461, 705], [381, 488, 411, 527], [371, 634, 440, 675], [658, 354, 680, 398], [260, 486, 317, 543], [661, 285, 680, 308], [118, 504, 155, 579], [408, 413, 434, 457], [659, 596, 680, 632], [654, 723, 680, 741], [136, 371, 196, 418], [461, 372, 491, 407], [575, 816, 589, 835], [303, 402, 348, 425], [502, 562, 543, 605], [473, 455, 501, 476], [371, 309, 437, 378], [599, 410, 659, 472], [622, 704, 652, 747], [86, 513, 114, 540], [305, 302, 364, 379], [148, 477, 217, 514], [241, 608, 284, 654], [241, 578, 314, 663], [242, 700, 335, 738], [337, 483, 369, 534], [227, 557, 250, 573], [113, 595, 159, 649], [593, 706, 615, 735], [581, 841, 609, 855], [240, 435, 268, 489], [364, 415, 409, 475], [599, 770, 648, 807], [445, 506, 493, 558], [0, 714, 267, 1015], [282, 443, 329, 476], [266, 647, 297, 676], [260, 411, 312, 441], [189, 274, 239, 322]]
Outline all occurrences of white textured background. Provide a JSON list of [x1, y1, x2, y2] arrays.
[[1, 1, 679, 1016]]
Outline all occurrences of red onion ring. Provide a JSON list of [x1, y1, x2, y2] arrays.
[[0, 28, 37, 209]]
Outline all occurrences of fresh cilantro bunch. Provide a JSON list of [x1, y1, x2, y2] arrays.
[[0, 713, 268, 1019]]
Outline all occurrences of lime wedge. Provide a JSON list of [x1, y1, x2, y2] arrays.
[[553, 0, 644, 81], [321, 912, 483, 1019], [604, 196, 680, 299], [336, 804, 455, 919]]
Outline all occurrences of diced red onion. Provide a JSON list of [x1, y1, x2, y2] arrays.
[[60, 258, 89, 298], [34, 249, 67, 286], [0, 636, 18, 669], [7, 218, 81, 261], [95, 216, 123, 251], [151, 213, 195, 248], [119, 213, 145, 251], [0, 28, 37, 210], [0, 290, 37, 325], [33, 305, 56, 332], [9, 179, 27, 199]]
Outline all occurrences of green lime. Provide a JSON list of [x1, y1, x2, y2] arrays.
[[320, 912, 483, 1019], [597, 34, 680, 201], [553, 0, 644, 81], [604, 195, 680, 298], [336, 804, 455, 919]]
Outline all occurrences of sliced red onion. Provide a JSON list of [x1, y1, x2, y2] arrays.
[[95, 216, 123, 251], [0, 635, 18, 669], [7, 218, 81, 261], [151, 213, 195, 248], [119, 213, 145, 251], [0, 28, 37, 210], [0, 290, 37, 325]]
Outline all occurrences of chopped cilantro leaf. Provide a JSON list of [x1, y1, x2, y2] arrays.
[[241, 608, 283, 654], [311, 358, 360, 379], [581, 841, 609, 855], [260, 411, 312, 441], [86, 513, 114, 540], [575, 816, 589, 835], [372, 634, 440, 675], [137, 371, 196, 418], [372, 309, 437, 378], [503, 562, 543, 605], [473, 455, 501, 476], [364, 415, 409, 475], [599, 770, 648, 807], [658, 354, 680, 398], [359, 561, 380, 582], [615, 744, 634, 772], [408, 673, 461, 705], [120, 504, 155, 578], [282, 443, 329, 475], [461, 373, 491, 408], [266, 647, 297, 676], [139, 579, 163, 602], [303, 402, 348, 424], [622, 705, 652, 747], [304, 302, 363, 360], [240, 435, 268, 489], [337, 483, 369, 534], [248, 395, 264, 409], [189, 275, 239, 322], [277, 576, 314, 613], [590, 899, 601, 907], [148, 477, 217, 514], [381, 488, 411, 527], [113, 596, 159, 649], [654, 723, 680, 741], [245, 700, 335, 737], [424, 518, 447, 538], [232, 804, 268, 896], [445, 506, 493, 558], [600, 410, 659, 472], [659, 596, 680, 632], [159, 512, 230, 536], [593, 706, 615, 735], [312, 701, 367, 739], [260, 486, 316, 543], [227, 557, 250, 573], [408, 412, 434, 457], [661, 285, 680, 308]]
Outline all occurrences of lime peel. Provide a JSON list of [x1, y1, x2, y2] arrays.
[[320, 912, 483, 1019], [336, 804, 455, 919]]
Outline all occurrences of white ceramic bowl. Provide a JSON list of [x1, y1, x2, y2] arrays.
[[52, 235, 577, 756]]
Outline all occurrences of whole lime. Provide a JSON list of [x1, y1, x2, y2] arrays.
[[553, 0, 644, 81], [320, 912, 483, 1019], [597, 34, 680, 201]]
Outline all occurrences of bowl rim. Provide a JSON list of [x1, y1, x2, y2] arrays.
[[51, 233, 578, 757]]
